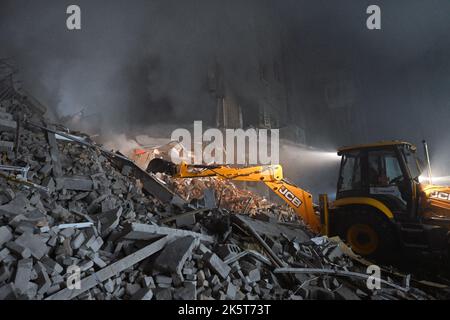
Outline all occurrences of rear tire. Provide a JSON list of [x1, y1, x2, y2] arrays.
[[337, 208, 398, 261]]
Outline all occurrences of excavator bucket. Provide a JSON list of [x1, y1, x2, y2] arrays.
[[147, 158, 178, 176]]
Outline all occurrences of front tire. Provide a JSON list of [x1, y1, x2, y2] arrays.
[[337, 208, 398, 261]]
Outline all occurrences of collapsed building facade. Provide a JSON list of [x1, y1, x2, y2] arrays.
[[0, 62, 449, 300]]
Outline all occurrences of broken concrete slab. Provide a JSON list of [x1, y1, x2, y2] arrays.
[[14, 258, 33, 295], [0, 194, 31, 217], [154, 236, 197, 279], [234, 214, 310, 242], [46, 236, 168, 300], [6, 241, 31, 259], [94, 207, 122, 237], [56, 176, 94, 191], [122, 223, 214, 243], [15, 232, 49, 259]]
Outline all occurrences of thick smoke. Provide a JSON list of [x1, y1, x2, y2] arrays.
[[2, 0, 450, 184]]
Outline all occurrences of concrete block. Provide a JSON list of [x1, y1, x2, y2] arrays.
[[0, 194, 30, 217], [35, 261, 52, 296], [154, 288, 172, 300], [40, 256, 64, 275], [131, 288, 153, 300], [104, 279, 115, 293], [235, 290, 246, 300], [125, 283, 142, 296], [80, 260, 95, 272], [204, 253, 231, 280], [0, 247, 11, 261], [15, 221, 35, 235], [60, 227, 75, 238], [185, 274, 197, 281], [198, 243, 211, 254], [0, 226, 13, 246], [90, 254, 107, 268], [122, 223, 214, 243], [95, 207, 122, 236], [71, 232, 86, 250], [156, 275, 173, 285], [15, 258, 33, 294], [226, 282, 237, 300], [0, 188, 14, 205], [57, 175, 94, 191], [154, 236, 197, 279], [197, 270, 206, 284], [143, 276, 156, 289], [39, 164, 53, 177], [176, 214, 196, 228], [174, 282, 196, 300], [87, 237, 104, 252], [6, 241, 31, 258], [15, 232, 49, 259], [210, 275, 220, 286]]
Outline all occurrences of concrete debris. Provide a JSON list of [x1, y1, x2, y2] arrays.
[[15, 232, 49, 260], [0, 226, 13, 246], [0, 76, 448, 301], [154, 236, 197, 279], [204, 253, 231, 280], [14, 258, 33, 295], [132, 288, 153, 300], [121, 222, 214, 243]]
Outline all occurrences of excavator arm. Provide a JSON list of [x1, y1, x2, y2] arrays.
[[148, 159, 323, 233]]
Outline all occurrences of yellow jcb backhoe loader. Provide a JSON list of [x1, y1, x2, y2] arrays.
[[147, 141, 450, 260]]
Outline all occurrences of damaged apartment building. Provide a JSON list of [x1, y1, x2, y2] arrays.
[[207, 38, 366, 150]]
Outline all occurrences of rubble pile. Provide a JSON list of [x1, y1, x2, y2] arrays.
[[167, 176, 296, 220], [0, 77, 449, 300]]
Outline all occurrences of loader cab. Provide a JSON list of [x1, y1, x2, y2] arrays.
[[336, 141, 422, 219]]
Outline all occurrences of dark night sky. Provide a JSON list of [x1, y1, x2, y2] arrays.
[[1, 0, 450, 175]]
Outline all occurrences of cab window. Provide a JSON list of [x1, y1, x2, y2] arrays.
[[338, 152, 361, 192], [368, 150, 403, 186]]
